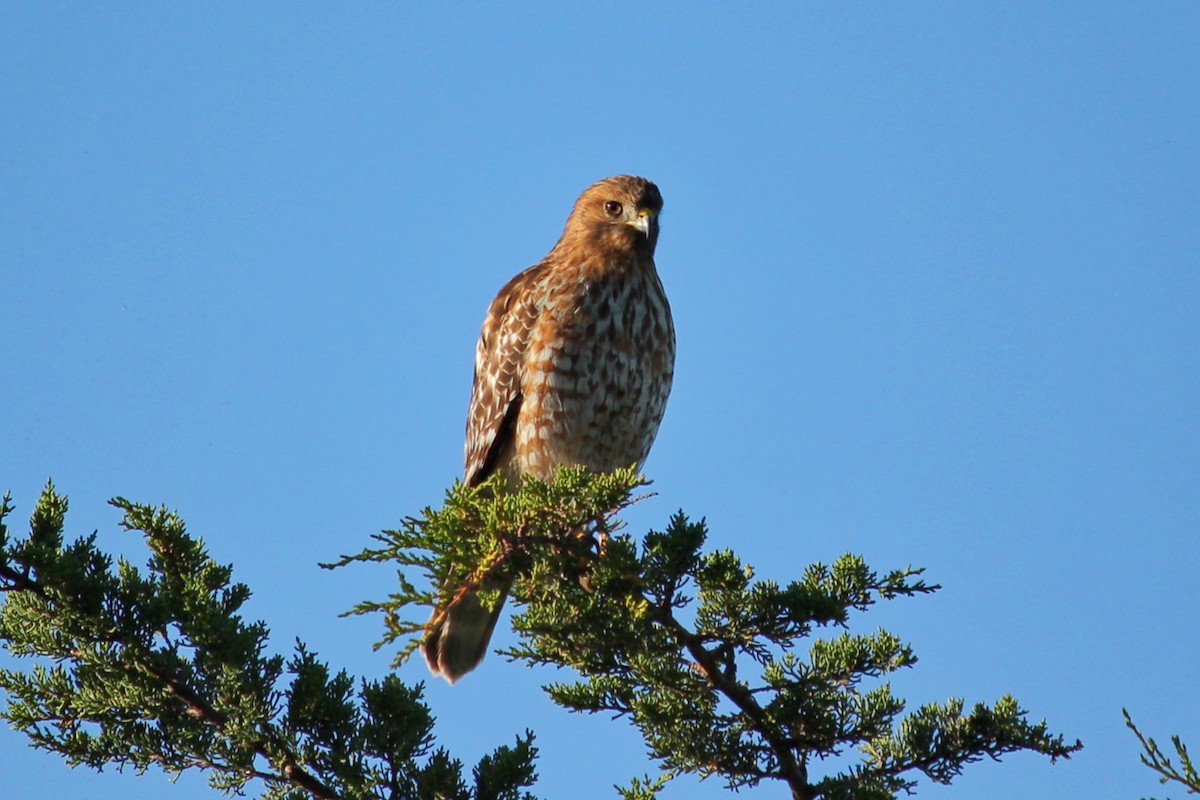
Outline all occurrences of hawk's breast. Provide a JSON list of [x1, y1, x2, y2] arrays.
[[514, 265, 675, 479]]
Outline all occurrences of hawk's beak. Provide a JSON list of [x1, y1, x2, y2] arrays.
[[626, 207, 658, 238]]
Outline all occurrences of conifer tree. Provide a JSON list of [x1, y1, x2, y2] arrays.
[[1, 473, 1080, 799]]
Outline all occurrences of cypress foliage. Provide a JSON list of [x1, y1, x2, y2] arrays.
[[2, 472, 1080, 799], [0, 484, 536, 800]]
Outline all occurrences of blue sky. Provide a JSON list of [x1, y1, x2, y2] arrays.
[[2, 3, 1198, 799]]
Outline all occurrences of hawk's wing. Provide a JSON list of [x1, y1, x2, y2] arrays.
[[463, 263, 548, 486]]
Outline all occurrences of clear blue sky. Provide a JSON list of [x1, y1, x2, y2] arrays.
[[2, 4, 1197, 799]]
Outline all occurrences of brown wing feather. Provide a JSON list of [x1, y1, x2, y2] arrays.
[[463, 262, 548, 486]]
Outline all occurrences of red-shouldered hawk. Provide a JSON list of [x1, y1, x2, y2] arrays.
[[422, 175, 675, 683]]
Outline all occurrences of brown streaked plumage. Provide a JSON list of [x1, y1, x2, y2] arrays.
[[422, 175, 675, 683]]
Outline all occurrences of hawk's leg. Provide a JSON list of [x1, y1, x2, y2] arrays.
[[563, 522, 607, 592]]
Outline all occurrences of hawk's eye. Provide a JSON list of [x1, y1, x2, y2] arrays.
[[604, 200, 623, 217]]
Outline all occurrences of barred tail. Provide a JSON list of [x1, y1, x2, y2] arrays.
[[421, 585, 509, 684]]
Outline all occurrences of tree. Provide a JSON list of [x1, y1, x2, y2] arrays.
[[1, 473, 1080, 799], [0, 484, 535, 800]]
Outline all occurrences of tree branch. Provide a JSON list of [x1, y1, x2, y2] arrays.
[[655, 606, 812, 800]]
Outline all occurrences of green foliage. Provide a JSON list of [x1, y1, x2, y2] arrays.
[[0, 483, 537, 800], [325, 467, 649, 666], [1125, 709, 1200, 799], [336, 467, 1082, 799], [2, 471, 1082, 799]]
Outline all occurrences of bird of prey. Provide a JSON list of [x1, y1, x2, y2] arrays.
[[422, 175, 676, 683]]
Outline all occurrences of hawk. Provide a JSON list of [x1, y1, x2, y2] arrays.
[[422, 175, 676, 683]]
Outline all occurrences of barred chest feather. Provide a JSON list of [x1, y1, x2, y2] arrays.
[[515, 264, 675, 479]]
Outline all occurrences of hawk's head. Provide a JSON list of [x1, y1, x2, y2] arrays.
[[558, 175, 663, 262]]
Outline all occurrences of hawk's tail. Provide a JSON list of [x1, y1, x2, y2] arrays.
[[421, 582, 511, 684]]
